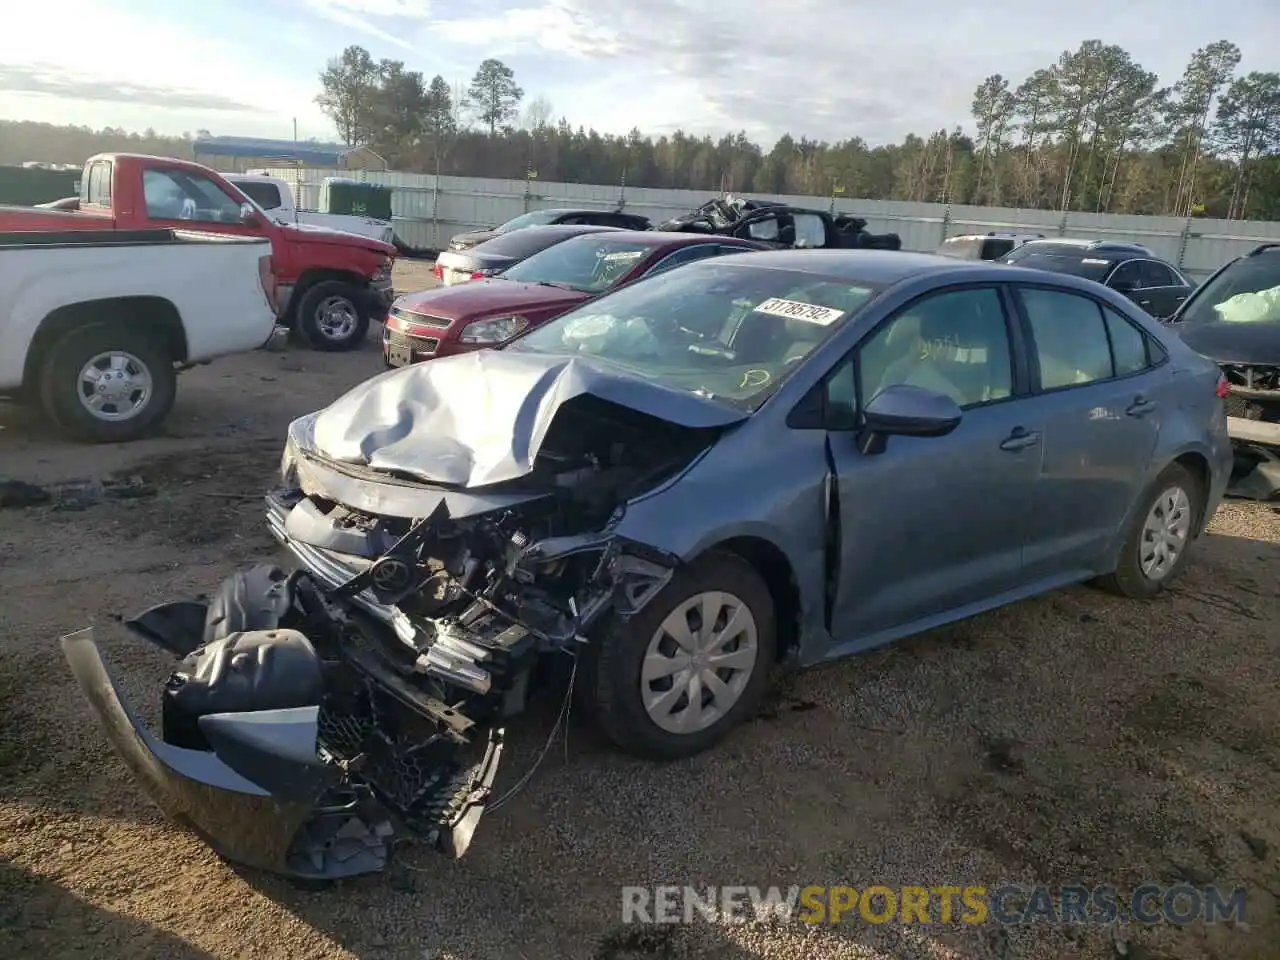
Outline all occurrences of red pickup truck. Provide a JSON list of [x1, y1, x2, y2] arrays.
[[0, 154, 395, 351]]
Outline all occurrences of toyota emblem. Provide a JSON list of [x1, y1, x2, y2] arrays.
[[371, 556, 414, 592]]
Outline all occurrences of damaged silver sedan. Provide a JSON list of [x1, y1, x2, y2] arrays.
[[63, 250, 1233, 880]]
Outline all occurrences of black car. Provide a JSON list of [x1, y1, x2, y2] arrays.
[[448, 208, 652, 252], [432, 223, 623, 286], [1002, 239, 1195, 319]]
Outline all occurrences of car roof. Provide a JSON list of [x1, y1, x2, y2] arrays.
[[541, 208, 643, 218], [558, 230, 759, 249], [708, 248, 993, 284], [501, 223, 624, 237], [1019, 238, 1153, 257]]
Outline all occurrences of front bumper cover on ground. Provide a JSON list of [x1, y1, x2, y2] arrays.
[[60, 569, 508, 881], [61, 628, 394, 879]]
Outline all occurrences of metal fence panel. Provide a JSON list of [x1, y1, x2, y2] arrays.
[[256, 169, 1277, 275]]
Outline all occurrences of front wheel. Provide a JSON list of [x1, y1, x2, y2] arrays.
[[295, 280, 371, 353], [38, 322, 177, 443], [1097, 463, 1205, 598], [581, 550, 776, 760]]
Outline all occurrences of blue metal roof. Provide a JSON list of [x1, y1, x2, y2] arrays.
[[192, 136, 362, 165]]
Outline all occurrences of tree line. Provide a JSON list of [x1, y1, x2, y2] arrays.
[[3, 37, 1276, 221], [310, 40, 1278, 220]]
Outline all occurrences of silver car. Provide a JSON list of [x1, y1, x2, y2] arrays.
[[62, 250, 1233, 881]]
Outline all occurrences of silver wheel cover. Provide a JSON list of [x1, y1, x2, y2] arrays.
[[315, 295, 359, 341], [642, 590, 759, 735], [77, 351, 153, 422], [1139, 485, 1193, 581]]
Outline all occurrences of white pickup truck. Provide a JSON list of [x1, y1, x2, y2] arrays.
[[226, 174, 396, 247], [0, 228, 278, 443]]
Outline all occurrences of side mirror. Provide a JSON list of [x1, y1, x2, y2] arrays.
[[240, 202, 261, 226], [857, 384, 961, 455]]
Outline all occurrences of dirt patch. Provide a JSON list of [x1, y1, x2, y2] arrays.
[[1, 272, 1278, 959]]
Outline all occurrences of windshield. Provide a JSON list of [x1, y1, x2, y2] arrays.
[[1003, 245, 1114, 282], [494, 209, 562, 234], [499, 236, 656, 293], [1180, 252, 1280, 325], [504, 261, 880, 409]]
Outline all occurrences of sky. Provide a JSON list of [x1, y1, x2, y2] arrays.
[[0, 0, 1276, 149]]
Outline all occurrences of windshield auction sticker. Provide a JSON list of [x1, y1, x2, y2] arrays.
[[754, 297, 845, 325]]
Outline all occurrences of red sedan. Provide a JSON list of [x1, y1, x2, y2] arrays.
[[382, 231, 764, 366]]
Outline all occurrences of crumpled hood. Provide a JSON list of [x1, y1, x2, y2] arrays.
[[279, 221, 395, 255], [308, 349, 746, 487], [1176, 319, 1280, 365]]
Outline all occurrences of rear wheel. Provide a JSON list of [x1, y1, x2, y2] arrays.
[[38, 322, 177, 443], [1098, 463, 1204, 598], [295, 280, 371, 352]]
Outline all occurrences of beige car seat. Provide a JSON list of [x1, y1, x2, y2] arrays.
[[868, 296, 1010, 406]]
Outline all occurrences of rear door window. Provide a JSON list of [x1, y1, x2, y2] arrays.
[[1108, 260, 1144, 289]]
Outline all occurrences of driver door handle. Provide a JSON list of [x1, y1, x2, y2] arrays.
[[999, 427, 1040, 452], [1127, 396, 1158, 418]]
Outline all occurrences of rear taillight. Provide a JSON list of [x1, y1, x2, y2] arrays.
[[471, 270, 490, 280], [1215, 375, 1231, 399], [433, 263, 444, 279], [258, 255, 277, 309]]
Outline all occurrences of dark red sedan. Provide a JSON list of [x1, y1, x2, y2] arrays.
[[382, 231, 765, 366]]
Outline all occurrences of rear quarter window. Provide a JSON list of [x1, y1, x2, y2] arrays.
[[236, 180, 282, 210]]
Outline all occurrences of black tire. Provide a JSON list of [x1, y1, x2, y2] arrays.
[[38, 322, 177, 443], [1097, 463, 1205, 599], [294, 280, 371, 353], [580, 550, 776, 760]]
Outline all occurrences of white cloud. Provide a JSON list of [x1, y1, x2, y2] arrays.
[[0, 0, 330, 138], [0, 0, 1274, 149], [432, 1, 620, 57], [418, 0, 1280, 146], [303, 0, 435, 50]]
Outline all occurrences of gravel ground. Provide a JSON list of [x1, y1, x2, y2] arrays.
[[1, 260, 1278, 960]]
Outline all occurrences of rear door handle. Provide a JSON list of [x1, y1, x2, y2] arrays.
[[999, 428, 1041, 452], [1127, 397, 1158, 417]]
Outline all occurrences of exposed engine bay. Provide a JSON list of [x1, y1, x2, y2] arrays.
[[1220, 363, 1280, 499], [61, 365, 735, 880]]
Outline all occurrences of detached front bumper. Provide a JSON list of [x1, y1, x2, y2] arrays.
[[60, 628, 393, 880], [60, 555, 509, 880]]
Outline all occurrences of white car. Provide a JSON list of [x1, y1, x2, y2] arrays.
[[0, 228, 279, 442]]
